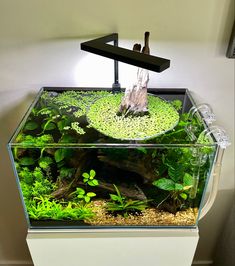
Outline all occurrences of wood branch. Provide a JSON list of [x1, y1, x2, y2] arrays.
[[51, 178, 74, 199], [51, 150, 90, 199], [76, 180, 147, 201], [142, 31, 150, 54], [98, 155, 156, 183], [52, 172, 147, 201]]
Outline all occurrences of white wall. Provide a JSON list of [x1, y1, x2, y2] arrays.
[[0, 0, 234, 265]]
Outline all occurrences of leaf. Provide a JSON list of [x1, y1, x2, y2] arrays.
[[92, 179, 99, 185], [39, 157, 53, 170], [110, 194, 120, 202], [183, 173, 194, 187], [89, 169, 96, 178], [136, 147, 147, 154], [88, 179, 99, 186], [19, 157, 35, 166], [84, 196, 90, 203], [76, 188, 85, 195], [87, 192, 96, 197], [43, 121, 56, 131], [153, 178, 175, 191], [183, 185, 193, 191], [54, 149, 65, 163], [24, 121, 38, 131], [77, 195, 84, 199], [168, 164, 184, 182], [59, 167, 75, 178], [57, 119, 70, 131], [180, 193, 188, 200], [174, 183, 184, 191], [59, 134, 76, 143], [152, 150, 157, 159], [82, 172, 90, 179]]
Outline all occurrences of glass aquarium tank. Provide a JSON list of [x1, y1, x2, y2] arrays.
[[8, 87, 221, 229]]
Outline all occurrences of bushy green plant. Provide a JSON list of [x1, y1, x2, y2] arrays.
[[73, 188, 96, 203], [153, 170, 194, 212], [27, 196, 95, 221], [82, 169, 99, 186], [171, 100, 182, 111], [16, 134, 54, 147], [107, 185, 148, 216], [38, 156, 53, 170]]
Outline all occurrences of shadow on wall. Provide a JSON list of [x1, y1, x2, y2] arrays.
[[213, 199, 235, 266], [0, 94, 35, 263], [193, 189, 235, 264], [214, 0, 235, 56]]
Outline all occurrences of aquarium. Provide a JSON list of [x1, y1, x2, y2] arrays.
[[8, 87, 220, 229]]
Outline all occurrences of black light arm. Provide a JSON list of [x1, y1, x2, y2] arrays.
[[80, 33, 170, 91]]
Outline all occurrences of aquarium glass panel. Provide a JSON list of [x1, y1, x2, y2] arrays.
[[8, 88, 218, 229]]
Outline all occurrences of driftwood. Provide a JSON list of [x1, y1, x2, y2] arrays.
[[118, 32, 150, 116], [98, 154, 157, 184], [51, 149, 147, 201], [51, 150, 90, 199]]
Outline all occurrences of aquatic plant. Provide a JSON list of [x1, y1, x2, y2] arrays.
[[41, 90, 110, 119], [38, 156, 53, 170], [82, 169, 99, 186], [59, 167, 76, 179], [54, 148, 73, 163], [107, 185, 148, 216], [87, 93, 179, 140], [196, 131, 214, 154], [16, 133, 54, 147], [73, 188, 96, 203], [27, 196, 95, 221], [153, 159, 194, 212], [71, 122, 86, 135], [171, 99, 182, 111]]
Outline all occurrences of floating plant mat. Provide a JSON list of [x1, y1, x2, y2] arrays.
[[87, 93, 180, 140]]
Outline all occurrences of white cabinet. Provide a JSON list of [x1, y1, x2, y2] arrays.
[[27, 228, 199, 266]]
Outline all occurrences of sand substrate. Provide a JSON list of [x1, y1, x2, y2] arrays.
[[85, 200, 198, 226]]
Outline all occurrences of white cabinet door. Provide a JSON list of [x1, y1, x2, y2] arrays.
[[27, 229, 199, 266]]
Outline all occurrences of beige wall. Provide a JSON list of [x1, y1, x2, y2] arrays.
[[0, 0, 234, 265]]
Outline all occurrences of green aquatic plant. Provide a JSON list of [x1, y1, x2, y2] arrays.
[[27, 196, 95, 221], [196, 131, 215, 154], [107, 185, 148, 216], [73, 188, 96, 203], [153, 169, 194, 212], [82, 169, 99, 186], [24, 121, 39, 131], [19, 167, 34, 185], [18, 157, 35, 166], [19, 165, 55, 210], [59, 167, 76, 179], [41, 90, 111, 118], [16, 134, 54, 147], [38, 156, 53, 170], [87, 93, 179, 140], [54, 148, 73, 163], [62, 121, 86, 135], [171, 100, 182, 111]]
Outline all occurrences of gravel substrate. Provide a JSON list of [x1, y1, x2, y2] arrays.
[[85, 200, 198, 226]]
